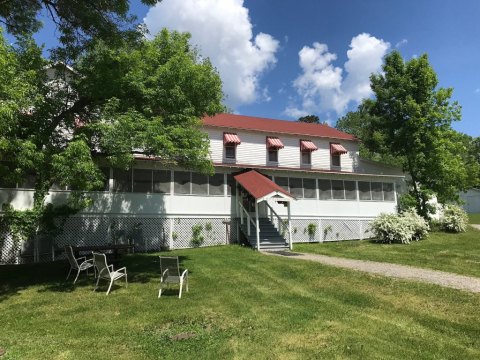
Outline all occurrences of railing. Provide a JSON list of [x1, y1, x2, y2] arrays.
[[265, 202, 291, 249], [238, 201, 256, 237]]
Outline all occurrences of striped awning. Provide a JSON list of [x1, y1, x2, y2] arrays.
[[300, 140, 318, 152], [266, 136, 284, 150], [223, 132, 241, 145], [330, 143, 348, 155]]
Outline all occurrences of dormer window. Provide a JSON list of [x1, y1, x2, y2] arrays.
[[223, 132, 241, 161], [266, 136, 284, 164], [330, 143, 348, 168], [300, 140, 318, 166]]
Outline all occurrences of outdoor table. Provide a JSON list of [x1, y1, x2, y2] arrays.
[[71, 244, 134, 259]]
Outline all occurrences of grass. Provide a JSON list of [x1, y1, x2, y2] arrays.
[[1, 246, 480, 359], [469, 213, 480, 224], [295, 226, 480, 278]]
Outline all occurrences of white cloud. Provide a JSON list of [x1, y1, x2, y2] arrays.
[[395, 38, 408, 48], [285, 33, 390, 117], [144, 0, 279, 108]]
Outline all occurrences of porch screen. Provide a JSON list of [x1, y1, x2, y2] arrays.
[[153, 170, 170, 193]]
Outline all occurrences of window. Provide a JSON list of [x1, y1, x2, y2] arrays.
[[331, 154, 341, 167], [133, 169, 152, 193], [226, 174, 235, 195], [303, 178, 317, 199], [289, 177, 303, 198], [330, 143, 347, 168], [371, 182, 383, 201], [318, 179, 332, 200], [99, 167, 110, 191], [113, 169, 132, 192], [274, 177, 289, 192], [383, 183, 395, 201], [224, 132, 240, 161], [191, 172, 208, 195], [225, 145, 236, 160], [332, 180, 344, 199], [344, 181, 357, 200], [153, 170, 171, 194], [301, 151, 311, 165], [268, 149, 278, 163], [358, 181, 371, 200], [266, 137, 283, 163], [209, 173, 224, 196], [174, 171, 190, 194]]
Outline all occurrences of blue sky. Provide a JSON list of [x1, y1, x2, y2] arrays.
[[25, 0, 480, 136]]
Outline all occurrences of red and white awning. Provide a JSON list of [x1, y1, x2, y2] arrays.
[[266, 136, 284, 150], [223, 132, 241, 145], [330, 143, 348, 155], [300, 140, 318, 152]]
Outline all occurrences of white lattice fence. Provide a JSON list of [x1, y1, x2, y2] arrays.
[[288, 218, 374, 243], [55, 216, 170, 253], [0, 231, 20, 264], [170, 218, 228, 249]]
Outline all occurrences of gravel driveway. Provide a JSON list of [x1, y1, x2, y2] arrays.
[[264, 251, 480, 293]]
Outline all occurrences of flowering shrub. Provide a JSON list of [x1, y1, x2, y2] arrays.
[[440, 205, 469, 233], [370, 209, 429, 244]]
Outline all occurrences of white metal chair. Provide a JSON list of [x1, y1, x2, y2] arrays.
[[158, 256, 188, 299], [93, 252, 128, 295], [65, 245, 94, 284]]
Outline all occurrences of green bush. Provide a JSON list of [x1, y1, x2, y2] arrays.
[[440, 205, 468, 233], [370, 209, 429, 244]]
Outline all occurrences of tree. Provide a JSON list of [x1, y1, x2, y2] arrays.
[[297, 115, 320, 124], [344, 50, 469, 217], [0, 28, 224, 244], [0, 0, 160, 59]]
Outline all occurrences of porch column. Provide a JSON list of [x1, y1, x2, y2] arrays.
[[255, 201, 260, 251], [287, 202, 293, 250]]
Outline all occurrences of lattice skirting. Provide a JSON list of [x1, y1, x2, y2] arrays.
[[0, 216, 237, 264], [0, 216, 372, 264], [288, 218, 374, 243]]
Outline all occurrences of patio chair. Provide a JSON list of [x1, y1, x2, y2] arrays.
[[65, 245, 94, 284], [158, 256, 188, 299], [93, 252, 128, 295]]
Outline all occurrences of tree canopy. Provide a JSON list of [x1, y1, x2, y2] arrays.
[[0, 28, 224, 199], [0, 0, 160, 58], [336, 50, 478, 216], [297, 114, 321, 124]]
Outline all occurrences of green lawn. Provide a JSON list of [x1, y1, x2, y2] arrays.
[[469, 213, 480, 224], [295, 227, 480, 278], [1, 246, 480, 359]]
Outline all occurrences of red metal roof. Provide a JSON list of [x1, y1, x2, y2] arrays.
[[203, 113, 357, 141], [300, 140, 318, 152], [266, 136, 284, 149], [234, 170, 293, 200], [330, 143, 348, 155], [223, 132, 241, 145]]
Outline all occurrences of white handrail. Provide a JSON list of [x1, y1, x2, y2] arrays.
[[266, 202, 291, 248], [238, 201, 256, 236]]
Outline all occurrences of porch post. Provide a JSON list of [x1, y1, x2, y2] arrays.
[[255, 201, 260, 251], [235, 183, 240, 218], [287, 202, 293, 250]]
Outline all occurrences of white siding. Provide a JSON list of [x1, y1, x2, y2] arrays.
[[205, 127, 360, 172]]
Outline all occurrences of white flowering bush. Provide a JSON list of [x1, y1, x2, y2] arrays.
[[370, 209, 429, 244], [440, 205, 469, 233], [402, 208, 430, 240]]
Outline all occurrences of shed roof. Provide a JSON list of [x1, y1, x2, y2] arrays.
[[234, 170, 294, 201]]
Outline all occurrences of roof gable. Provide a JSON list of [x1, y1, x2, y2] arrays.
[[203, 113, 357, 141]]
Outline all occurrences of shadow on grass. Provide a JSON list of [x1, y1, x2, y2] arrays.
[[0, 253, 192, 301]]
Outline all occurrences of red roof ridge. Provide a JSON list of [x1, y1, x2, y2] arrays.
[[203, 113, 357, 141]]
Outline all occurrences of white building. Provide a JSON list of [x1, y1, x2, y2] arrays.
[[0, 113, 405, 262]]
